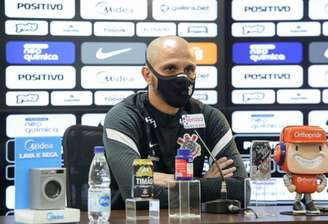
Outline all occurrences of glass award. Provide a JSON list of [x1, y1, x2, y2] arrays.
[[168, 180, 201, 218], [245, 140, 277, 217]]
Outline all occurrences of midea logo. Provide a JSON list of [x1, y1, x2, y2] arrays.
[[24, 139, 54, 152], [96, 71, 133, 83], [47, 212, 64, 221], [95, 1, 133, 15]]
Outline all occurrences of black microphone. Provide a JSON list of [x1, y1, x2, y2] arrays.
[[180, 114, 241, 214], [193, 130, 241, 214]]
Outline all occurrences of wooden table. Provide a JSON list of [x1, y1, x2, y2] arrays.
[[2, 207, 328, 223]]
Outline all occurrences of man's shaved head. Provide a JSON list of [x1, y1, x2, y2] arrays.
[[146, 35, 196, 66], [142, 36, 197, 114]]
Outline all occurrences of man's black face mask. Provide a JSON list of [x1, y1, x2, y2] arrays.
[[146, 58, 195, 108]]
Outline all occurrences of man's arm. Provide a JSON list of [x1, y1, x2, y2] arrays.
[[198, 141, 250, 205], [103, 136, 172, 206], [104, 100, 249, 207], [103, 103, 172, 206], [104, 133, 247, 207], [200, 105, 250, 205], [148, 105, 250, 206], [153, 160, 246, 206]]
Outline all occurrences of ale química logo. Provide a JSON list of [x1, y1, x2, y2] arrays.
[[232, 42, 302, 64], [6, 41, 75, 64]]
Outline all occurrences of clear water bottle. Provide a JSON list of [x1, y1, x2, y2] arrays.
[[88, 146, 111, 223]]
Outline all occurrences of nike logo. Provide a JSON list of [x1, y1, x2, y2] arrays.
[[149, 143, 158, 148], [148, 155, 160, 161], [324, 48, 328, 59], [96, 47, 132, 60]]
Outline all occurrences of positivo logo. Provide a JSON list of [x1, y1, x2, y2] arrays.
[[16, 3, 64, 11], [17, 73, 64, 81], [244, 72, 290, 80], [244, 5, 291, 13]]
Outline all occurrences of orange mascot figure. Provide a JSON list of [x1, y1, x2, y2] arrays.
[[274, 125, 328, 214]]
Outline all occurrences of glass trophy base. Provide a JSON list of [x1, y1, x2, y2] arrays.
[[125, 198, 160, 220], [244, 178, 278, 217], [168, 180, 201, 218]]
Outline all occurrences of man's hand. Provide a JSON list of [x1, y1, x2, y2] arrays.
[[153, 172, 175, 188], [204, 157, 236, 178]]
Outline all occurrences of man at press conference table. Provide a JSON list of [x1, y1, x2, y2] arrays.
[[2, 36, 328, 224], [102, 35, 249, 208]]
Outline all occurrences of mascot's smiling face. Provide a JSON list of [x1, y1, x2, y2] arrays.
[[287, 143, 328, 174]]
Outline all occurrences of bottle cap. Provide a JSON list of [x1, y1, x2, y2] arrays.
[[94, 146, 105, 153], [177, 148, 191, 156]]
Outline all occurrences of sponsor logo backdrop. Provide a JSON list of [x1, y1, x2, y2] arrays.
[[228, 0, 328, 205], [0, 0, 223, 215]]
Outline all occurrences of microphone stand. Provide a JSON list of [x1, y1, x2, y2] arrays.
[[194, 130, 241, 214]]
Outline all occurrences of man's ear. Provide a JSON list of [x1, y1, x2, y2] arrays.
[[141, 66, 153, 85]]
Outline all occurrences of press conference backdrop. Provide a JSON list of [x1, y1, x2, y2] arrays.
[[1, 0, 328, 216]]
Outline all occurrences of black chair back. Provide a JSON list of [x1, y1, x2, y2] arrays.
[[62, 124, 123, 210]]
